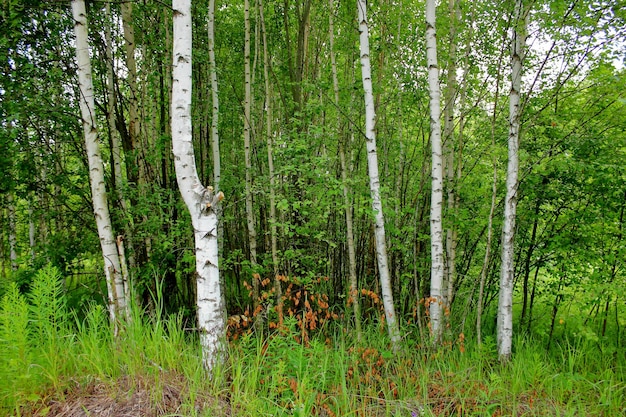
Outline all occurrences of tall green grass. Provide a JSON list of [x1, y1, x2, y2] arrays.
[[0, 266, 207, 416], [1, 266, 624, 416]]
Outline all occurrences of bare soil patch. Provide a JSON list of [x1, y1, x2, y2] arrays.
[[27, 372, 229, 417]]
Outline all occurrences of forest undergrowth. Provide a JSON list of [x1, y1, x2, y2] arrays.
[[1, 266, 624, 417]]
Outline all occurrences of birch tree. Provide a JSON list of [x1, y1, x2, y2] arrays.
[[171, 0, 225, 371], [357, 0, 400, 348], [425, 0, 445, 341], [498, 0, 526, 361], [72, 0, 127, 325]]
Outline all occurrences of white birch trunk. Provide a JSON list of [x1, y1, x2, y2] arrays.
[[172, 0, 225, 372], [357, 0, 400, 348], [72, 0, 127, 324], [498, 0, 526, 361], [425, 0, 445, 341]]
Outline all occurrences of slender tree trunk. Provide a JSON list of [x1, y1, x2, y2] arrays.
[[259, 0, 282, 325], [105, 1, 121, 204], [121, 1, 141, 172], [283, 0, 312, 114], [425, 0, 445, 342], [476, 154, 497, 346], [443, 0, 460, 311], [526, 265, 540, 333], [357, 0, 400, 348], [207, 0, 226, 317], [520, 200, 540, 328], [498, 0, 526, 361], [171, 0, 225, 372], [207, 0, 221, 199], [7, 194, 18, 271], [476, 11, 506, 346], [602, 191, 625, 337], [121, 0, 153, 266], [0, 222, 6, 278], [413, 163, 430, 343], [547, 271, 565, 351], [28, 205, 35, 261], [116, 235, 131, 318], [72, 0, 127, 325], [105, 3, 134, 311], [330, 0, 361, 339], [243, 0, 261, 320]]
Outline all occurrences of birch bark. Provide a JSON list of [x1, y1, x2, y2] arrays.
[[172, 0, 225, 371], [498, 0, 526, 361], [425, 0, 445, 341], [72, 0, 127, 324], [357, 0, 400, 348]]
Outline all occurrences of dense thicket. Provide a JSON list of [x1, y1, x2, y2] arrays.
[[1, 0, 625, 356]]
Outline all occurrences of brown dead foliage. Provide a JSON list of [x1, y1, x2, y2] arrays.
[[28, 372, 230, 417]]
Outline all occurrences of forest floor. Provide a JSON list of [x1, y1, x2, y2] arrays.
[[23, 372, 229, 417], [2, 274, 623, 417], [18, 360, 599, 417], [21, 376, 533, 417]]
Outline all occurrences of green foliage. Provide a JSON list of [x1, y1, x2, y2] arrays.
[[29, 265, 67, 344], [0, 266, 71, 410], [0, 282, 31, 410]]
